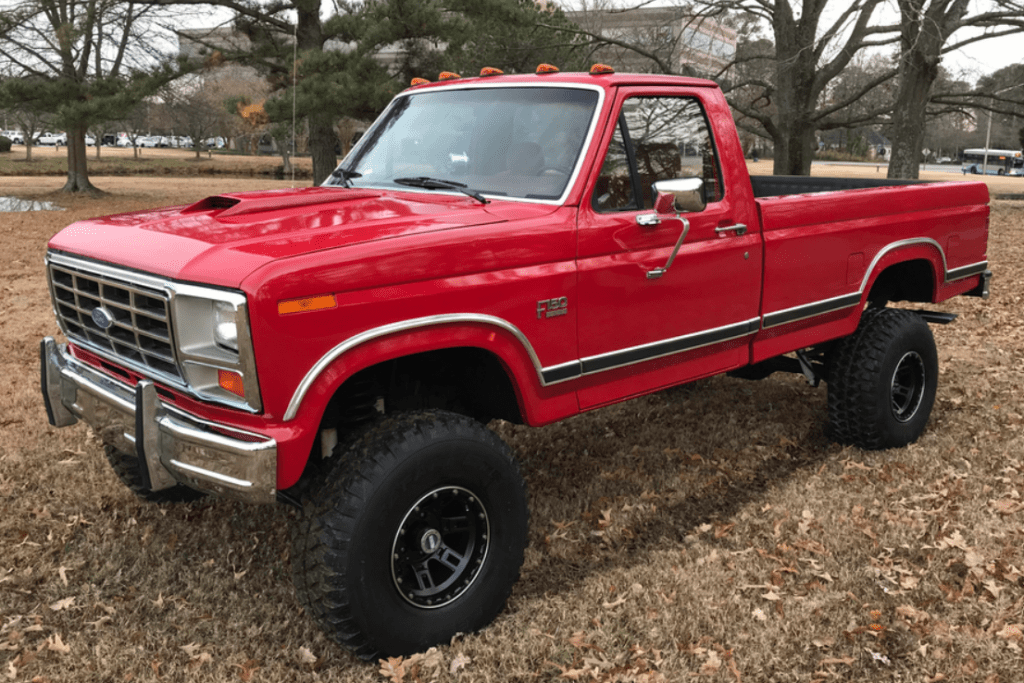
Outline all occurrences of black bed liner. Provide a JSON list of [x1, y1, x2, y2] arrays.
[[750, 175, 928, 199]]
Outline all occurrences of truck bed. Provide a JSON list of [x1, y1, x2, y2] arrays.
[[750, 174, 926, 198]]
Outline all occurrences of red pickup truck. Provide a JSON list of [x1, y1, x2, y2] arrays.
[[40, 68, 990, 659]]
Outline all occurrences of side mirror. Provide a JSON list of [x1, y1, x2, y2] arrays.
[[653, 178, 706, 214]]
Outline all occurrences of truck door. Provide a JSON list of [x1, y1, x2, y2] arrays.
[[575, 89, 762, 409]]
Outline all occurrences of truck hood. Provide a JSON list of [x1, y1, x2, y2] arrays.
[[48, 187, 555, 288]]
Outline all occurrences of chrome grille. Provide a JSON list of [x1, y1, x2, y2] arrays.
[[48, 260, 181, 379]]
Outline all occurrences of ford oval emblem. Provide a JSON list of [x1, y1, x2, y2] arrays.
[[91, 306, 115, 330]]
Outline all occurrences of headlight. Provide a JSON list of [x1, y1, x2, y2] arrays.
[[213, 301, 239, 351], [168, 285, 262, 412]]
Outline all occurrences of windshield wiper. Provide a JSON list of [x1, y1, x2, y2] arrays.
[[393, 177, 489, 204], [330, 167, 362, 188]]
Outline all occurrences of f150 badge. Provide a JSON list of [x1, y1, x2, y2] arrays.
[[537, 297, 568, 319]]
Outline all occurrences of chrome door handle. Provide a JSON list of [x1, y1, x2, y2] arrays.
[[636, 213, 660, 227], [715, 223, 747, 236]]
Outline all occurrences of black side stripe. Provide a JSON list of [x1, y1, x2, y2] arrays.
[[761, 292, 862, 330], [541, 319, 759, 384], [945, 261, 988, 282]]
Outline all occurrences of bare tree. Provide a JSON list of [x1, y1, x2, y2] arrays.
[[0, 0, 185, 193], [4, 96, 48, 161], [556, 1, 901, 175], [164, 78, 231, 159], [887, 0, 1024, 178]]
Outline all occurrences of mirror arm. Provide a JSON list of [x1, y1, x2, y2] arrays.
[[646, 216, 690, 280]]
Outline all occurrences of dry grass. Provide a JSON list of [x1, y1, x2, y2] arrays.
[[0, 145, 312, 180], [1, 175, 1022, 682]]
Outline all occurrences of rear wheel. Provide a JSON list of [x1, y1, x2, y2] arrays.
[[290, 410, 528, 659], [827, 308, 938, 450], [102, 444, 205, 503]]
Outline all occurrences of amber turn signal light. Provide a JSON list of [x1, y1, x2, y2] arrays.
[[278, 294, 338, 315], [479, 67, 504, 76], [590, 63, 615, 74], [438, 71, 461, 80], [410, 77, 430, 86], [535, 63, 560, 74], [218, 369, 246, 398]]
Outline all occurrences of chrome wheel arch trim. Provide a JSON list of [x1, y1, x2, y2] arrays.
[[283, 313, 548, 421]]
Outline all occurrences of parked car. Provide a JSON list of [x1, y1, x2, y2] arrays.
[[41, 68, 992, 660], [138, 136, 160, 148], [37, 132, 66, 146]]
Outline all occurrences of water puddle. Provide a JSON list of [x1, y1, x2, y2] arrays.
[[0, 196, 65, 212]]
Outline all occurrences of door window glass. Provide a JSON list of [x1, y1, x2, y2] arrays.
[[593, 96, 724, 211]]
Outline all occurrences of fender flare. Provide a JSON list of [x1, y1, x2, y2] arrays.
[[283, 314, 551, 422], [859, 238, 945, 303]]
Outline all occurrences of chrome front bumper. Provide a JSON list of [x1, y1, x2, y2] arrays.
[[41, 337, 277, 504]]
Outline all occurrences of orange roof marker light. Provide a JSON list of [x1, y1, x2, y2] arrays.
[[278, 294, 338, 315], [590, 63, 615, 75], [536, 63, 560, 75], [410, 77, 430, 86], [438, 71, 461, 81], [479, 67, 504, 77]]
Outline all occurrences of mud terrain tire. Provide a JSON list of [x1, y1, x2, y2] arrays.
[[290, 410, 528, 659], [828, 308, 938, 450], [103, 444, 205, 503]]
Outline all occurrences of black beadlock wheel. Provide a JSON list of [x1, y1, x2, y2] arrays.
[[102, 444, 205, 503], [827, 308, 939, 450], [290, 410, 528, 659]]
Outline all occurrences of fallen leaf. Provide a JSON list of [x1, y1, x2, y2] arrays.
[[48, 598, 74, 612], [964, 549, 985, 568], [236, 659, 259, 682], [699, 650, 721, 675], [602, 596, 626, 609], [449, 653, 471, 674], [996, 624, 1023, 641], [298, 646, 316, 665], [379, 656, 405, 683], [990, 499, 1023, 515], [819, 657, 854, 666], [188, 652, 212, 670], [47, 635, 70, 654]]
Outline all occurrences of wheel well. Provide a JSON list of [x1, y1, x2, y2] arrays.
[[867, 259, 935, 306], [321, 347, 524, 434], [283, 348, 524, 501]]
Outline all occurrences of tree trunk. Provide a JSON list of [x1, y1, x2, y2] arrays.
[[294, 0, 336, 185], [770, 9, 820, 176], [60, 127, 100, 194], [772, 118, 817, 176], [887, 50, 939, 179], [25, 142, 34, 162], [309, 113, 337, 185]]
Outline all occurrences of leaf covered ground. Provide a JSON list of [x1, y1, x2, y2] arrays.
[[1, 176, 1021, 682]]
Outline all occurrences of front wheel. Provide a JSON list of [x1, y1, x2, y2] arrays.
[[290, 410, 528, 659], [827, 308, 939, 450]]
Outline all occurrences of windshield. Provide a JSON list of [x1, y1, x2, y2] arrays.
[[325, 86, 600, 201]]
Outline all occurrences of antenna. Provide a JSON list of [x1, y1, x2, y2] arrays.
[[292, 16, 298, 186]]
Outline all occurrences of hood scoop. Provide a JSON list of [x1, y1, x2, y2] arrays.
[[183, 188, 381, 218]]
